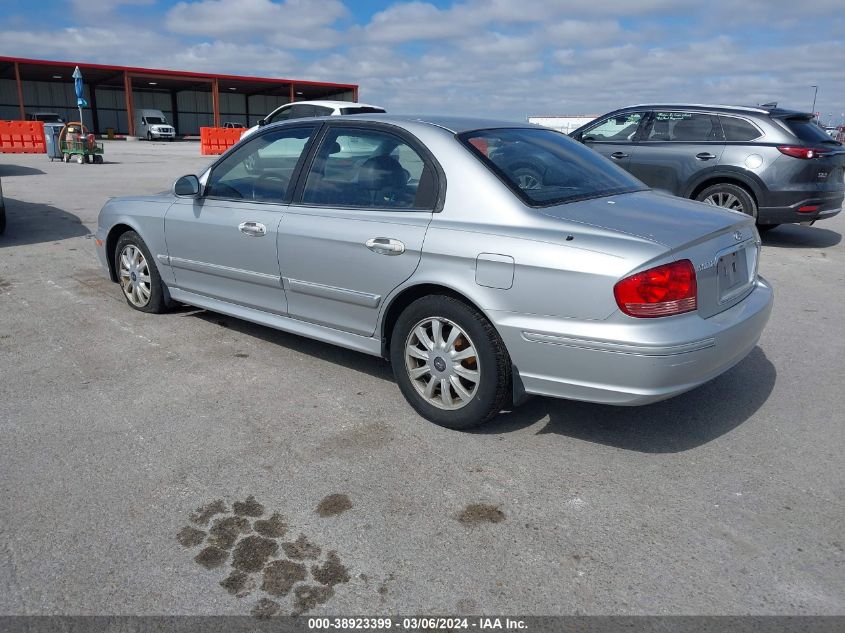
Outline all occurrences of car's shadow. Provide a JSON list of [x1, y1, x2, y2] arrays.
[[761, 223, 841, 248], [191, 309, 774, 453], [0, 197, 90, 247], [475, 346, 776, 452], [0, 164, 45, 177], [189, 311, 393, 382]]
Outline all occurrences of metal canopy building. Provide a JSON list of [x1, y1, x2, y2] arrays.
[[0, 56, 358, 136]]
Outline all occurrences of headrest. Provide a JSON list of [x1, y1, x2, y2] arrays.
[[357, 155, 407, 190]]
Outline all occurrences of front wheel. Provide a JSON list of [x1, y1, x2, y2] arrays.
[[390, 295, 511, 429], [114, 231, 167, 313], [146, 132, 153, 142], [695, 183, 757, 219]]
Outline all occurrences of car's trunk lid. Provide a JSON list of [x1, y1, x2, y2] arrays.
[[539, 190, 760, 318]]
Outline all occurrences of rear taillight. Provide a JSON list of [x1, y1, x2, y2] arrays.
[[614, 260, 697, 318], [777, 146, 829, 159]]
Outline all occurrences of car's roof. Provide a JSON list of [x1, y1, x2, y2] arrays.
[[318, 113, 537, 134]]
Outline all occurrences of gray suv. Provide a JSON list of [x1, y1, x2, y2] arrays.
[[570, 104, 845, 230]]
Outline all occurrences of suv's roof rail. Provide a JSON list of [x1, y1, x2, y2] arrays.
[[624, 103, 770, 114]]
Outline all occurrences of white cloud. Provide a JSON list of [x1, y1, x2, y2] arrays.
[[166, 0, 347, 49]]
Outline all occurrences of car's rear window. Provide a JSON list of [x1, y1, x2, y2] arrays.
[[781, 116, 837, 144], [459, 128, 647, 207], [341, 106, 386, 115]]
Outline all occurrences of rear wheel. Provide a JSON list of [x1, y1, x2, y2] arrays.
[[114, 231, 167, 313], [390, 295, 511, 429], [696, 183, 757, 219]]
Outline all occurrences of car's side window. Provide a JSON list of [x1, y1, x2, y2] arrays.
[[719, 116, 762, 142], [313, 105, 333, 116], [205, 126, 316, 202], [647, 112, 720, 142], [301, 127, 435, 210], [288, 104, 317, 119], [582, 112, 645, 142], [268, 106, 293, 124]]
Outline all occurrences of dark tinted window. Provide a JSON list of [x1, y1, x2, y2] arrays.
[[719, 116, 761, 141], [302, 128, 434, 210], [340, 106, 387, 115], [783, 116, 838, 144], [460, 128, 647, 207], [288, 104, 317, 119], [313, 106, 333, 116], [206, 126, 315, 201], [647, 112, 719, 142]]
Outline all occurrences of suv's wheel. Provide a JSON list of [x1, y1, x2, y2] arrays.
[[512, 166, 542, 190], [114, 231, 167, 313], [146, 131, 153, 142], [695, 183, 757, 219], [390, 295, 511, 429]]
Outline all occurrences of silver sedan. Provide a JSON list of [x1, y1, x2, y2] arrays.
[[95, 114, 773, 429]]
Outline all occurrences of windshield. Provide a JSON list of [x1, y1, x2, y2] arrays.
[[35, 114, 63, 122], [459, 128, 647, 206], [145, 116, 166, 125]]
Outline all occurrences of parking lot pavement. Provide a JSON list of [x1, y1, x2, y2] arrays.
[[1, 141, 843, 617]]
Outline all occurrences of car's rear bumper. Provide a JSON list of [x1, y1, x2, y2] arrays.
[[757, 190, 843, 224], [491, 276, 773, 406]]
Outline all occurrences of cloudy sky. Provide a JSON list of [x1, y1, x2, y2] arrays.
[[2, 0, 844, 124]]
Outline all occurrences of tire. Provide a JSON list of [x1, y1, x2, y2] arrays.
[[0, 206, 5, 235], [695, 183, 757, 219], [114, 231, 167, 314], [757, 223, 779, 233], [390, 295, 511, 430], [147, 132, 153, 142], [76, 154, 84, 164]]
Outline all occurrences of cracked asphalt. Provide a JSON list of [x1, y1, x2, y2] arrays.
[[0, 141, 843, 616]]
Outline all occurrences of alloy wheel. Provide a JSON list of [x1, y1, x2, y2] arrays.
[[404, 317, 480, 410], [118, 244, 152, 307], [703, 191, 744, 212]]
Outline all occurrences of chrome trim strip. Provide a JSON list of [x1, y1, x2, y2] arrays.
[[169, 256, 282, 288], [521, 331, 716, 356], [284, 277, 381, 308]]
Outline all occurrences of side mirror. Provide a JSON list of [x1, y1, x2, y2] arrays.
[[173, 174, 200, 197], [258, 118, 266, 127]]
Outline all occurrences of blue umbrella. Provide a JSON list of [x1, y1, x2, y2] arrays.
[[72, 66, 87, 128]]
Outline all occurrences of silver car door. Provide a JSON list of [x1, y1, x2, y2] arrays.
[[164, 124, 318, 314], [278, 124, 440, 337]]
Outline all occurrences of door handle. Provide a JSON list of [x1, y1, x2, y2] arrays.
[[365, 237, 405, 256], [610, 152, 629, 159], [238, 221, 267, 237], [696, 152, 717, 160]]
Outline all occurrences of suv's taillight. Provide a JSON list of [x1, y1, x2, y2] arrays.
[[777, 146, 829, 159], [614, 260, 697, 318]]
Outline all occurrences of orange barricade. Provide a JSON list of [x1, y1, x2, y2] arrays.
[[200, 127, 243, 155], [0, 120, 46, 154]]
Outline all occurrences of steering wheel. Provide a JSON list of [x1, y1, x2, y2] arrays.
[[252, 173, 289, 201]]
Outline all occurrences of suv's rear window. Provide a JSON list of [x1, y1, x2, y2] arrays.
[[782, 117, 836, 144], [460, 128, 647, 207], [719, 116, 761, 141]]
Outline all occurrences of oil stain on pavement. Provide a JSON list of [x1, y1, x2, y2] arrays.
[[178, 496, 352, 616]]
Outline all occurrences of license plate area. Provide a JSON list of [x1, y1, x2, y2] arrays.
[[716, 241, 757, 304]]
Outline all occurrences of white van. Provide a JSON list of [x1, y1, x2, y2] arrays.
[[136, 109, 175, 141]]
